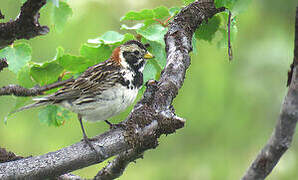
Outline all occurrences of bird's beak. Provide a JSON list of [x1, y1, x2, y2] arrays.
[[144, 52, 154, 59]]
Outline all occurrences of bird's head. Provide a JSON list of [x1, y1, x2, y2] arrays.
[[111, 40, 154, 73]]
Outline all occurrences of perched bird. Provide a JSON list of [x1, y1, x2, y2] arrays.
[[17, 40, 154, 150]]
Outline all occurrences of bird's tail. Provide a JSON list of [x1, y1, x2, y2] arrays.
[[12, 97, 51, 114]]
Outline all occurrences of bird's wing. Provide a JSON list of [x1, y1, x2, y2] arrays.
[[38, 60, 122, 103]]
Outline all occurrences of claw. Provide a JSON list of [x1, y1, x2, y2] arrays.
[[104, 120, 125, 129], [82, 136, 97, 151]]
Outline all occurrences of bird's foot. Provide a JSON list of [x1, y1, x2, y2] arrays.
[[104, 120, 125, 130], [81, 136, 98, 152], [81, 136, 104, 161]]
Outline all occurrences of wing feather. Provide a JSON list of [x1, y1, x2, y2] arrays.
[[38, 60, 121, 103]]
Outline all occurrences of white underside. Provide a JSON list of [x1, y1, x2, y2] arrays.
[[60, 84, 138, 122]]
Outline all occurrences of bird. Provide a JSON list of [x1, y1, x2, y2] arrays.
[[16, 40, 154, 151]]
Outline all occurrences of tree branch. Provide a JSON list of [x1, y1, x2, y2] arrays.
[[0, 10, 4, 19], [0, 78, 74, 96], [0, 0, 49, 49], [0, 147, 24, 163], [228, 10, 233, 61], [241, 7, 298, 180], [0, 58, 8, 72], [0, 0, 225, 179], [94, 138, 147, 180]]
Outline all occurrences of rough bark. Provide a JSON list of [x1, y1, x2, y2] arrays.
[[242, 7, 298, 180], [0, 0, 225, 179], [0, 0, 49, 49], [94, 139, 147, 180]]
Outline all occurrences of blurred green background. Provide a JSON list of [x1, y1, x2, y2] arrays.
[[0, 0, 297, 179]]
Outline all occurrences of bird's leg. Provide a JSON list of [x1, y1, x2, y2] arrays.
[[104, 120, 125, 129], [78, 114, 97, 151], [104, 120, 114, 129]]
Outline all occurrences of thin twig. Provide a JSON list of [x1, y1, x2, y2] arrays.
[[0, 78, 74, 96], [287, 7, 298, 86], [228, 10, 233, 61], [241, 7, 298, 180]]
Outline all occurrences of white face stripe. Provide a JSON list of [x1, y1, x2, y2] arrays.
[[119, 50, 130, 69]]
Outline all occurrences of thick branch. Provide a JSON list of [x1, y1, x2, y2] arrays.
[[0, 0, 49, 49], [242, 7, 298, 180], [0, 0, 224, 179], [0, 78, 74, 96], [94, 141, 146, 180], [0, 118, 183, 180]]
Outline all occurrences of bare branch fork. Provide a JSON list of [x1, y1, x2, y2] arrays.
[[241, 7, 298, 180], [0, 0, 49, 49], [0, 0, 225, 179]]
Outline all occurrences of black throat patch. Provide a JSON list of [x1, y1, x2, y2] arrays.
[[122, 52, 145, 89]]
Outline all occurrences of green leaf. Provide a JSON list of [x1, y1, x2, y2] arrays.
[[169, 7, 181, 16], [143, 19, 157, 28], [121, 9, 154, 21], [121, 23, 144, 30], [57, 55, 91, 73], [140, 39, 164, 84], [195, 16, 221, 42], [0, 43, 32, 74], [30, 62, 64, 85], [214, 0, 251, 14], [80, 44, 112, 64], [192, 33, 198, 54], [97, 31, 123, 44], [39, 105, 69, 126], [143, 60, 159, 83], [153, 6, 170, 19], [55, 46, 65, 60], [51, 1, 73, 32], [88, 32, 135, 45], [121, 7, 170, 21], [183, 0, 195, 5], [17, 65, 35, 88], [144, 40, 167, 68], [137, 24, 167, 45], [214, 0, 234, 9], [122, 33, 136, 43]]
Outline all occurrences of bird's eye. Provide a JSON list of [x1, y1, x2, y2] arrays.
[[133, 51, 140, 55]]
